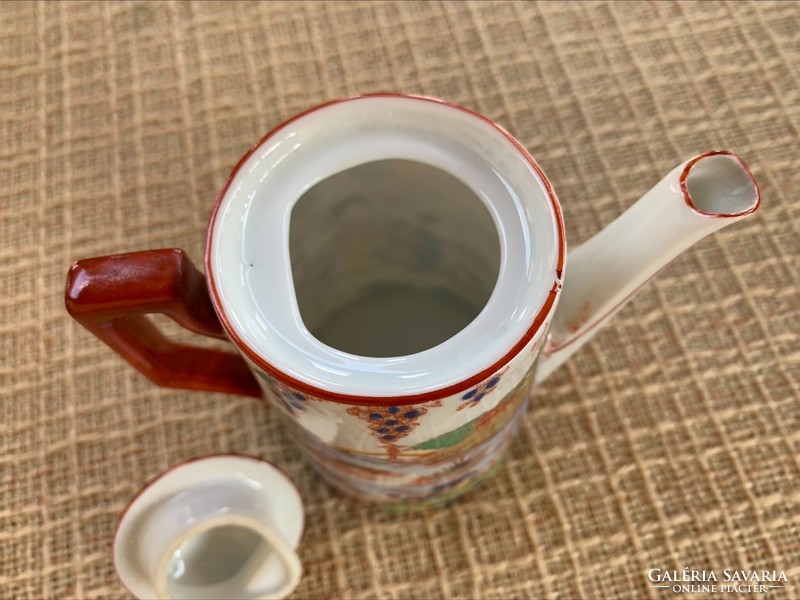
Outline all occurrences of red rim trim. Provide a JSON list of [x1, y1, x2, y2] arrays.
[[680, 150, 761, 218], [204, 93, 566, 406], [112, 452, 304, 597]]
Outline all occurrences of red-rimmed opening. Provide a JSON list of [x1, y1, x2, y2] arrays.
[[204, 93, 566, 406], [680, 150, 761, 218]]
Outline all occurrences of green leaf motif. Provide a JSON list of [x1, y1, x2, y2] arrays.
[[412, 419, 476, 450]]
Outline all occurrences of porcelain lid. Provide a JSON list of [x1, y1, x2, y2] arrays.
[[114, 455, 304, 600]]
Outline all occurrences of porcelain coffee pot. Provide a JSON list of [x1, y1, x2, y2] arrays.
[[66, 95, 760, 507]]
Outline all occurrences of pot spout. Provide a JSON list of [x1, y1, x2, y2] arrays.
[[536, 151, 761, 383]]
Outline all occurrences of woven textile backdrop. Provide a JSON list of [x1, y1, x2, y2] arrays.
[[1, 1, 799, 598]]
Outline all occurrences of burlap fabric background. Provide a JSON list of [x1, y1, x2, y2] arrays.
[[1, 1, 798, 598]]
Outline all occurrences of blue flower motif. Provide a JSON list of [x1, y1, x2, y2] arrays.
[[460, 375, 502, 408], [280, 391, 307, 415]]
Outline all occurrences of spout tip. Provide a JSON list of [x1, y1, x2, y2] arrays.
[[680, 151, 761, 218]]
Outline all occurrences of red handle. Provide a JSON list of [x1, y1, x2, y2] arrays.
[[65, 248, 262, 398]]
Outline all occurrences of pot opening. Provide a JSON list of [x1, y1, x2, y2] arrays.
[[289, 159, 501, 357]]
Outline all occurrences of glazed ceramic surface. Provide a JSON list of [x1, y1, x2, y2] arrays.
[[66, 94, 760, 507], [114, 455, 303, 600], [205, 96, 563, 505]]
